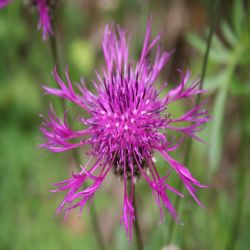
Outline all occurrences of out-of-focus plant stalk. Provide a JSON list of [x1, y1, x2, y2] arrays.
[[225, 98, 249, 250], [47, 6, 107, 250], [133, 187, 143, 250], [167, 0, 221, 245]]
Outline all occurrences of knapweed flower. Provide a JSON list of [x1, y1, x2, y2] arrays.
[[0, 0, 53, 40], [40, 20, 209, 239]]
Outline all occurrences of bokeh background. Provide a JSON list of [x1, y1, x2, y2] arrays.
[[0, 0, 250, 249]]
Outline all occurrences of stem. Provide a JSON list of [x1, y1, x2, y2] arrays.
[[133, 187, 144, 250], [49, 30, 58, 67], [48, 7, 106, 250], [167, 0, 221, 244], [225, 99, 249, 250]]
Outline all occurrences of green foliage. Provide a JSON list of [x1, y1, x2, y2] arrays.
[[187, 0, 250, 171], [69, 39, 95, 77]]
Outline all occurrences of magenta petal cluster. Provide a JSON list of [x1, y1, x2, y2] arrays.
[[0, 0, 52, 40], [40, 20, 209, 239]]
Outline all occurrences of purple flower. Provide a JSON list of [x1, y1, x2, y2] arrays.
[[40, 19, 209, 239], [0, 0, 53, 40]]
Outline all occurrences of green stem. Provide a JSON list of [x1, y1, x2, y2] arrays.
[[167, 0, 221, 244], [49, 29, 58, 67], [48, 7, 106, 250], [225, 99, 249, 250], [133, 187, 144, 250]]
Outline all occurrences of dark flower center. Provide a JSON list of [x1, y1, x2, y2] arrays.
[[112, 153, 147, 180]]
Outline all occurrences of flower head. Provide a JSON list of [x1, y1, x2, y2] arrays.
[[40, 19, 209, 239]]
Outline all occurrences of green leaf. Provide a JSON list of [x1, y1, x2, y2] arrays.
[[114, 227, 130, 250], [209, 48, 231, 64], [209, 35, 232, 63], [187, 33, 229, 63], [230, 75, 250, 95], [232, 0, 244, 35], [69, 40, 95, 77], [221, 22, 238, 47], [204, 70, 228, 92], [186, 33, 206, 53], [238, 50, 250, 65], [209, 86, 228, 171], [144, 224, 165, 250], [212, 35, 227, 51]]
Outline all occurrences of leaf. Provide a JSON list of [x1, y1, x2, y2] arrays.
[[232, 0, 244, 35], [238, 49, 250, 65], [221, 22, 238, 47], [186, 33, 206, 53], [114, 227, 130, 250], [144, 224, 165, 250], [209, 35, 232, 63], [204, 70, 228, 92], [186, 33, 230, 64], [209, 49, 231, 64], [209, 86, 228, 171], [230, 75, 250, 95], [69, 40, 95, 76], [212, 35, 227, 51]]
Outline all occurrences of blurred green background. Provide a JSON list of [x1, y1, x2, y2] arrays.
[[0, 0, 250, 249]]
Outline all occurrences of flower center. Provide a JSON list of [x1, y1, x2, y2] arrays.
[[112, 152, 147, 180]]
